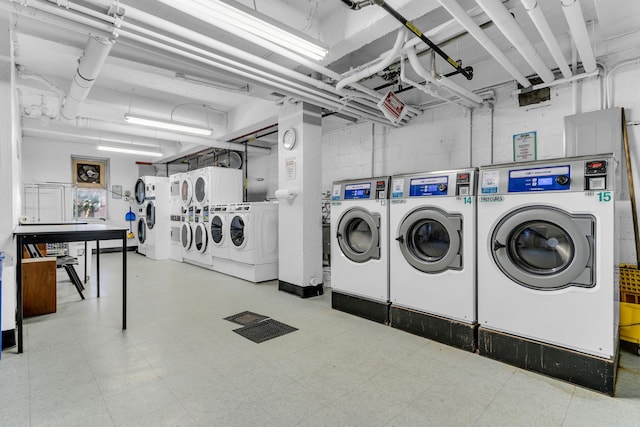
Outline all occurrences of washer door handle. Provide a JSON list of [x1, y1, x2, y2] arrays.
[[396, 235, 404, 243], [493, 240, 506, 251], [336, 231, 343, 239]]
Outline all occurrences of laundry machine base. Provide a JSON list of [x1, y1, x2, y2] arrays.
[[169, 243, 183, 262], [184, 258, 215, 270], [136, 246, 146, 256], [331, 291, 389, 324], [231, 261, 278, 283], [279, 280, 324, 299], [212, 257, 234, 275], [477, 327, 618, 396], [389, 306, 477, 353]]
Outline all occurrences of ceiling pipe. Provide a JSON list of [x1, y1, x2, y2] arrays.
[[61, 35, 115, 120], [437, 0, 531, 87], [336, 29, 407, 92], [521, 0, 571, 79], [475, 0, 554, 84], [399, 55, 459, 108], [406, 47, 482, 108], [561, 0, 597, 73]]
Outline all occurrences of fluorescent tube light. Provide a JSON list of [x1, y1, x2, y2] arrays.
[[157, 0, 328, 61], [124, 114, 213, 136], [97, 145, 164, 157]]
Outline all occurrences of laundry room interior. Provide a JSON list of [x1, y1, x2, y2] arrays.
[[3, 0, 640, 425]]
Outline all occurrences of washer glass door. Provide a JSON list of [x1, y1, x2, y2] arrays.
[[146, 202, 156, 229], [491, 207, 594, 290], [211, 215, 224, 245], [181, 223, 192, 249], [195, 223, 208, 253], [397, 208, 462, 273], [181, 178, 192, 206], [134, 179, 145, 205], [137, 218, 146, 244], [336, 208, 380, 263], [230, 215, 245, 247], [195, 175, 206, 205]]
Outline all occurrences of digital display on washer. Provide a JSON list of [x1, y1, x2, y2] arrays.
[[409, 176, 448, 196], [344, 183, 372, 199], [508, 165, 571, 192]]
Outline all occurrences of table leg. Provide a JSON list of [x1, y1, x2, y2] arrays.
[[84, 241, 88, 283], [123, 234, 127, 330], [96, 240, 100, 298], [16, 236, 23, 354]]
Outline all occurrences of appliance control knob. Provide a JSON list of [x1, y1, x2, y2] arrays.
[[438, 183, 448, 192], [556, 175, 569, 185]]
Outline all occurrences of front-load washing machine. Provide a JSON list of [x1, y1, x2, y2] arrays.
[[136, 208, 148, 256], [210, 203, 233, 275], [169, 173, 184, 262], [477, 155, 618, 394], [389, 169, 477, 351], [228, 202, 279, 282], [191, 205, 214, 268], [330, 176, 390, 324], [141, 176, 170, 260], [181, 204, 195, 262]]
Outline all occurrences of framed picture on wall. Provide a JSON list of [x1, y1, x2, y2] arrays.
[[72, 158, 106, 189]]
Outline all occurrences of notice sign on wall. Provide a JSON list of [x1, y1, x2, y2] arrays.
[[513, 131, 537, 162], [285, 157, 296, 180]]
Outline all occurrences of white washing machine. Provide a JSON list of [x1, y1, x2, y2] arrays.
[[228, 202, 279, 282], [193, 205, 214, 267], [389, 169, 477, 351], [210, 203, 233, 275], [192, 166, 243, 207], [180, 204, 196, 262], [142, 176, 170, 260], [134, 177, 148, 255], [477, 155, 618, 394], [330, 177, 390, 324], [169, 173, 184, 262]]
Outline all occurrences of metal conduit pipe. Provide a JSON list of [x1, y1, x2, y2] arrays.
[[476, 0, 554, 84], [62, 35, 115, 120], [521, 0, 571, 79], [561, 0, 596, 73], [10, 0, 114, 34], [406, 47, 483, 107], [336, 29, 406, 92], [437, 0, 531, 88]]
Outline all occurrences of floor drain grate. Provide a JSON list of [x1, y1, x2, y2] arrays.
[[233, 319, 298, 343], [224, 311, 269, 326]]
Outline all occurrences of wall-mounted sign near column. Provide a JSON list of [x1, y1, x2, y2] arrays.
[[513, 131, 537, 162], [285, 157, 296, 180]]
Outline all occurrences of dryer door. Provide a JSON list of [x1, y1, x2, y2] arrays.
[[181, 223, 193, 249], [181, 177, 193, 206], [230, 214, 246, 248], [134, 178, 146, 205], [195, 223, 208, 253], [195, 175, 207, 205], [211, 215, 225, 246], [491, 207, 594, 290], [396, 207, 462, 273], [137, 218, 146, 244], [146, 202, 156, 230], [336, 208, 381, 263]]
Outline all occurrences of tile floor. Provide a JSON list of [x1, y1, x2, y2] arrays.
[[2, 253, 640, 426]]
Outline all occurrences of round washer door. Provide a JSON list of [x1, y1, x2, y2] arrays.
[[181, 223, 193, 249], [210, 215, 225, 246], [134, 178, 146, 205], [195, 223, 208, 253], [181, 177, 193, 206], [336, 208, 381, 263], [396, 207, 462, 273], [137, 218, 146, 244], [230, 215, 246, 248], [491, 207, 594, 290], [146, 202, 156, 230], [195, 175, 207, 205]]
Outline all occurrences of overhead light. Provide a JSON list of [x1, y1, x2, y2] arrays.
[[157, 0, 328, 61], [175, 72, 249, 92], [97, 145, 164, 157], [124, 114, 213, 136]]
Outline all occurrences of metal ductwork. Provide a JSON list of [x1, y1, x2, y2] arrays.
[[61, 35, 115, 120]]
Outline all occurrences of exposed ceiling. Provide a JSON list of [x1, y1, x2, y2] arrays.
[[4, 0, 640, 162]]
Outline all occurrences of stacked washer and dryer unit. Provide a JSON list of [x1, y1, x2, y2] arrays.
[[169, 174, 184, 262], [477, 155, 618, 394], [135, 176, 170, 260]]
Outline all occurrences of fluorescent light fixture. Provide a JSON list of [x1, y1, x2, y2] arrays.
[[175, 72, 249, 92], [157, 0, 328, 61], [97, 145, 164, 157], [124, 114, 213, 136]]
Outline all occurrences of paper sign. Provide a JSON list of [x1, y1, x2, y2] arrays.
[[513, 131, 537, 162]]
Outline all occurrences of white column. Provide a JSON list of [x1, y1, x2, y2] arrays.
[[0, 13, 22, 336], [277, 102, 323, 297]]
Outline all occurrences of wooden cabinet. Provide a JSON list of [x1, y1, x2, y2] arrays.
[[22, 258, 57, 317]]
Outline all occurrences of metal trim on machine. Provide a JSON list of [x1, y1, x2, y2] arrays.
[[397, 207, 462, 273], [336, 207, 381, 263], [491, 206, 594, 290]]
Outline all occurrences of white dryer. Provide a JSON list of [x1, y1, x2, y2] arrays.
[[180, 173, 194, 209], [134, 177, 148, 255], [389, 169, 477, 351], [169, 173, 184, 262], [192, 205, 214, 268], [192, 166, 243, 207], [330, 177, 390, 324], [180, 204, 195, 262], [210, 203, 233, 275], [141, 176, 170, 260], [477, 155, 618, 395], [228, 202, 279, 282]]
